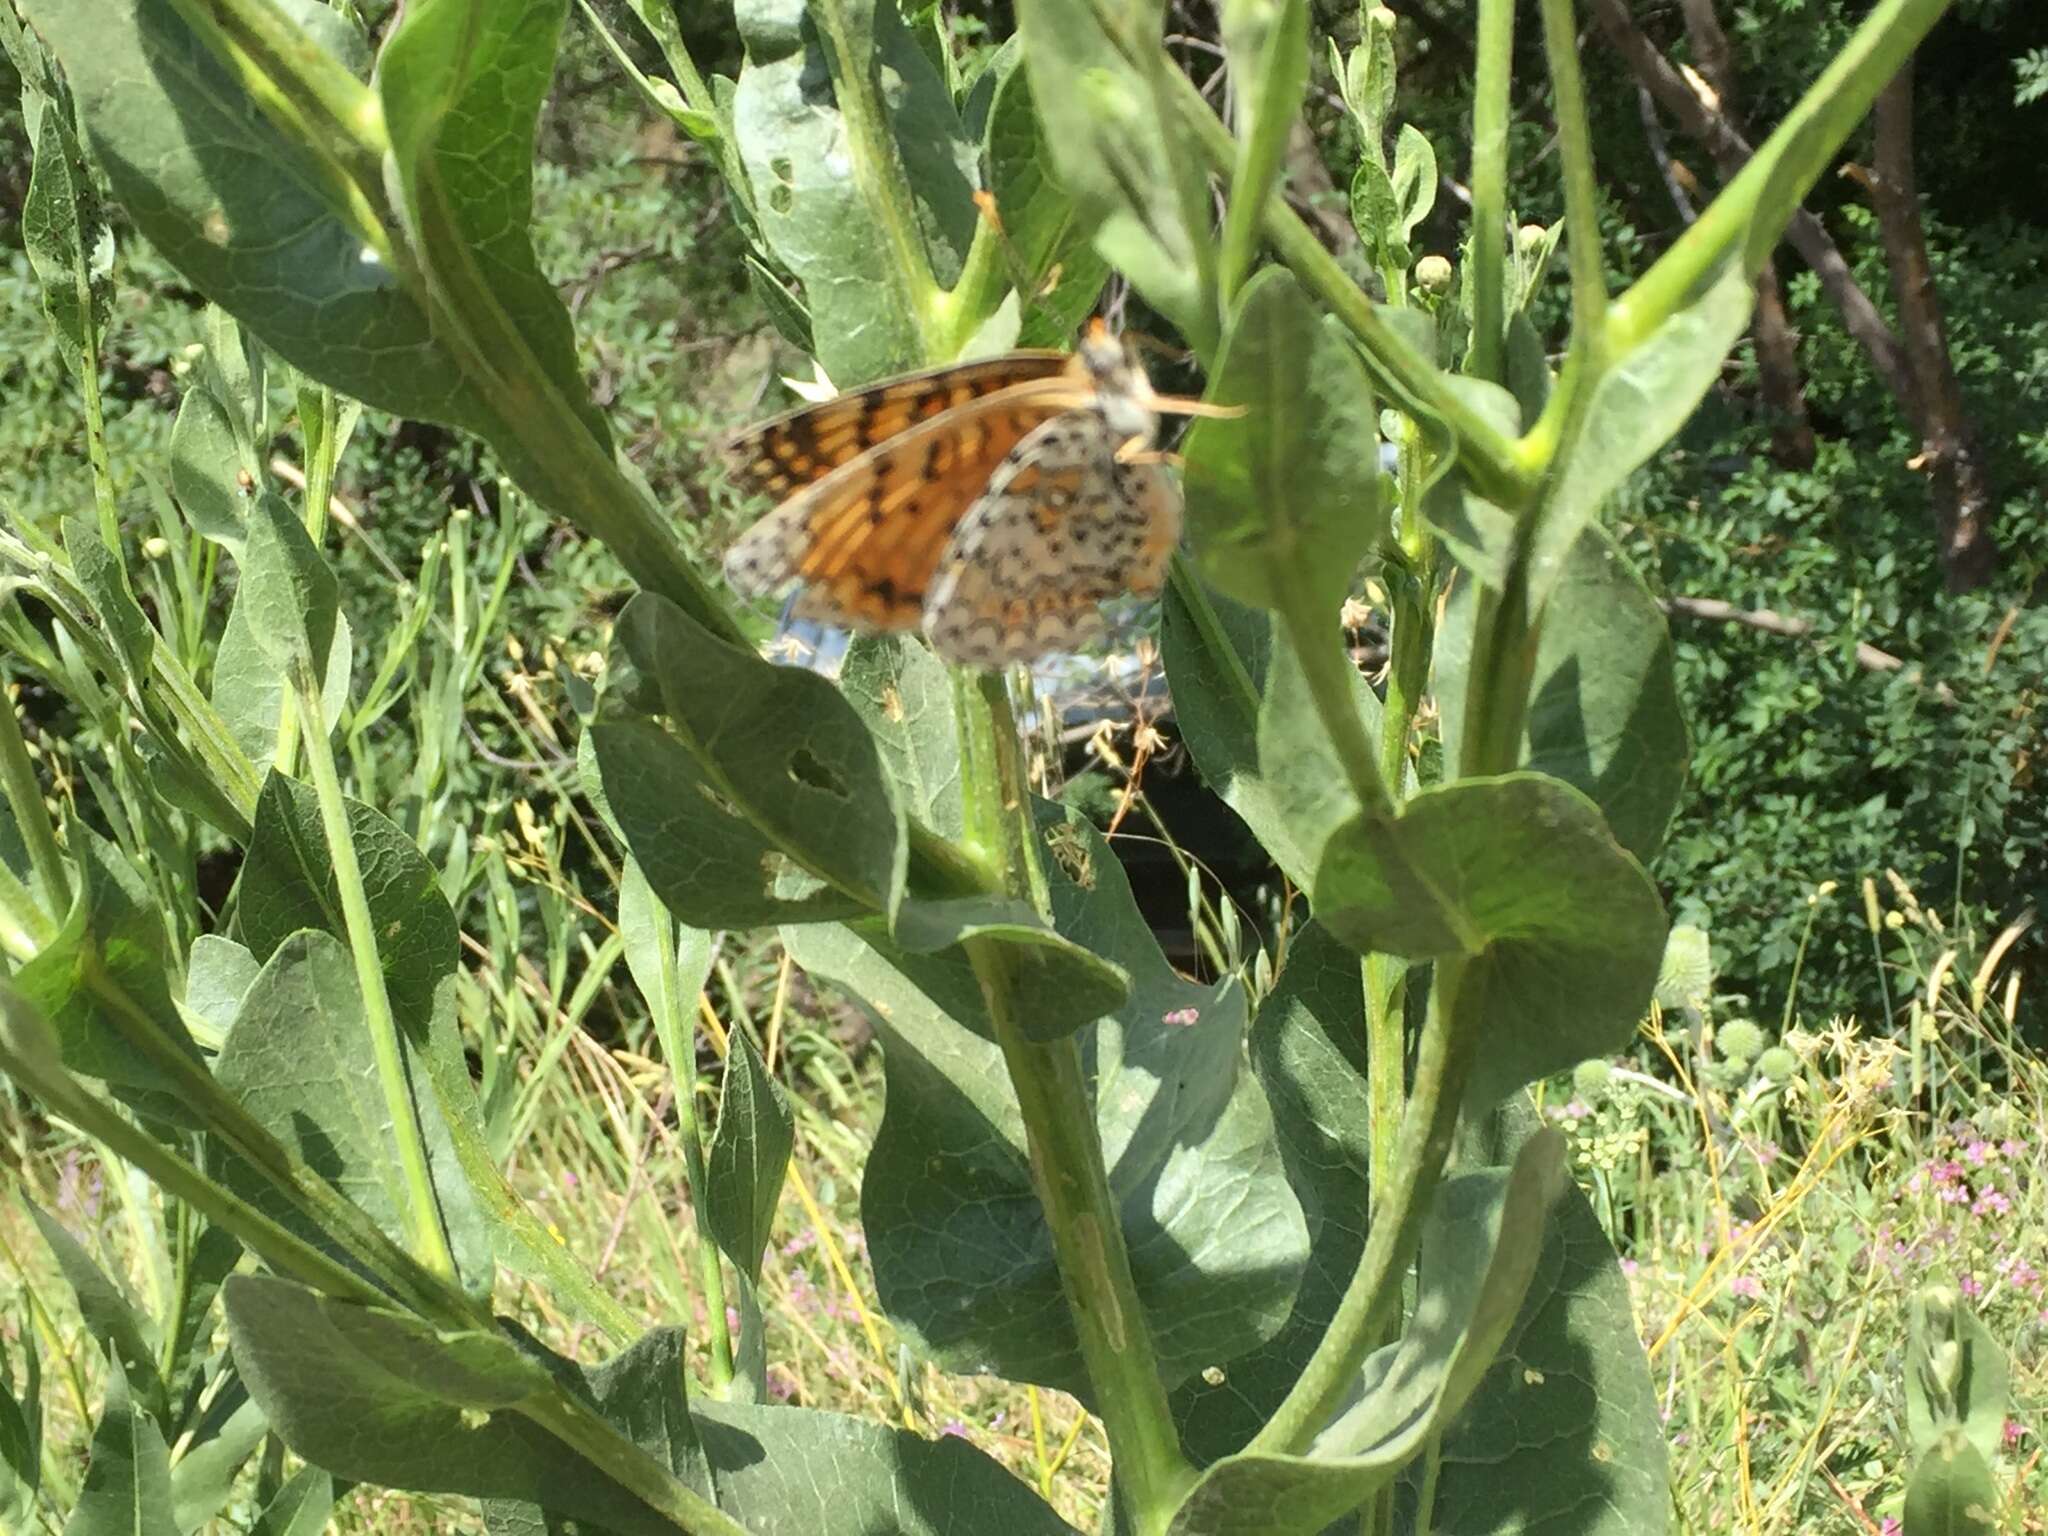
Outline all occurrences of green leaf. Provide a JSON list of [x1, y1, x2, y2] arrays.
[[743, 253, 815, 355], [731, 0, 974, 380], [376, 0, 609, 456], [246, 1468, 337, 1536], [169, 385, 260, 551], [1160, 580, 1381, 892], [61, 514, 154, 687], [1902, 1431, 2000, 1536], [22, 93, 113, 357], [982, 63, 1108, 340], [693, 1398, 1081, 1533], [1350, 159, 1407, 271], [208, 931, 491, 1290], [237, 773, 459, 1039], [1342, 13, 1396, 163], [235, 487, 338, 677], [212, 537, 353, 769], [24, 1203, 164, 1422], [10, 826, 204, 1125], [587, 721, 872, 931], [1165, 1135, 1568, 1535], [1531, 261, 1753, 613], [1018, 0, 1218, 356], [837, 636, 1130, 1034], [1172, 923, 1369, 1461], [1437, 526, 1688, 863], [786, 802, 1305, 1400], [63, 1359, 177, 1536], [1182, 268, 1383, 615], [1409, 1173, 1671, 1536], [1313, 774, 1666, 1105], [840, 636, 964, 840], [703, 1033, 794, 1289], [1907, 1288, 2009, 1465], [481, 1328, 715, 1531], [1391, 124, 1437, 241], [605, 594, 905, 921], [24, 0, 485, 428], [168, 1387, 267, 1536], [181, 934, 263, 1039]]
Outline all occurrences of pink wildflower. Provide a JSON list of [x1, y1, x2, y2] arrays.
[[1964, 1139, 1994, 1166], [1729, 1274, 1763, 1300], [1958, 1273, 1983, 1299], [1161, 1007, 1200, 1027], [1972, 1188, 2011, 1217]]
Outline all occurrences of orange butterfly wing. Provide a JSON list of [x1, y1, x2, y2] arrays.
[[719, 353, 1070, 502], [723, 365, 1096, 631]]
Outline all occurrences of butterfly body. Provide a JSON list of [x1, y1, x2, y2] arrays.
[[720, 324, 1183, 667]]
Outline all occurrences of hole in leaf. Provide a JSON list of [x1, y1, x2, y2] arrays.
[[788, 747, 847, 798], [770, 156, 795, 184], [768, 184, 793, 214]]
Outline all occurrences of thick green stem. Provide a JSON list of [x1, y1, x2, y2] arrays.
[[956, 673, 1191, 1533], [519, 1394, 754, 1536], [292, 662, 459, 1283], [1248, 955, 1479, 1455], [1537, 0, 1610, 356], [1277, 576, 1391, 823], [1466, 0, 1515, 386]]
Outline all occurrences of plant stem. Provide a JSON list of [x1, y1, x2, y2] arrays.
[[1155, 64, 1533, 510], [1537, 0, 1609, 356], [292, 660, 460, 1283], [808, 0, 944, 352], [1466, 0, 1515, 387], [1247, 954, 1480, 1455], [956, 672, 1192, 1533], [518, 1393, 754, 1536], [1278, 576, 1391, 822]]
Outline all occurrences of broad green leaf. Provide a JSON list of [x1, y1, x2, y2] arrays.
[[1172, 923, 1370, 1461], [1532, 262, 1753, 613], [377, 0, 610, 459], [608, 594, 905, 920], [1166, 1135, 1567, 1535], [24, 0, 485, 428], [24, 1203, 164, 1421], [212, 542, 353, 769], [22, 94, 113, 357], [1437, 526, 1688, 863], [209, 932, 491, 1290], [1017, 0, 1218, 355], [1313, 774, 1666, 1105], [169, 1387, 267, 1536], [693, 1397, 1081, 1533], [982, 64, 1110, 345], [235, 491, 338, 676], [1902, 1431, 2000, 1536], [731, 0, 975, 381], [237, 773, 458, 1038], [181, 934, 263, 1039], [10, 827, 203, 1125], [246, 1468, 336, 1536], [1182, 268, 1383, 615], [482, 1329, 717, 1530], [1160, 580, 1380, 892], [704, 1034, 794, 1288], [840, 636, 963, 840], [787, 802, 1304, 1400], [63, 1359, 177, 1536], [1408, 1175, 1670, 1535], [744, 253, 816, 354], [169, 385, 260, 551], [588, 721, 872, 930], [1906, 1288, 2009, 1465], [617, 859, 716, 1071]]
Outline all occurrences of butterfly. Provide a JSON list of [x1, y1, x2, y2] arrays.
[[719, 320, 1224, 668]]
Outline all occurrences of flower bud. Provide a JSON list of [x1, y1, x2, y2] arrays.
[[1414, 254, 1452, 293]]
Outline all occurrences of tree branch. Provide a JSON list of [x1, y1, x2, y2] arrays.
[[1658, 595, 1956, 704]]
